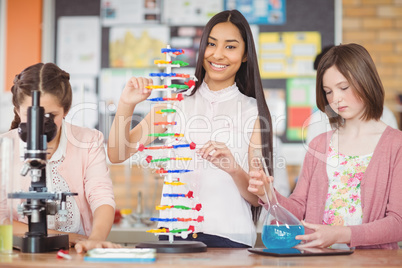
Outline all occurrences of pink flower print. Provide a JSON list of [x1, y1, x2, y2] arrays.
[[354, 172, 364, 181], [333, 199, 346, 208], [334, 171, 340, 177], [347, 177, 359, 187], [340, 161, 347, 165], [333, 215, 345, 226], [326, 193, 331, 200], [349, 206, 356, 213], [328, 147, 337, 157], [356, 163, 361, 167], [332, 185, 337, 189], [323, 210, 335, 225], [340, 175, 349, 184], [356, 166, 367, 173], [350, 194, 358, 202], [338, 188, 348, 194]]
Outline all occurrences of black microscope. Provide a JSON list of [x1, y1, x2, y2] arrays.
[[8, 90, 77, 253]]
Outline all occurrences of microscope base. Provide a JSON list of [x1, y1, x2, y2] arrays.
[[13, 233, 69, 253]]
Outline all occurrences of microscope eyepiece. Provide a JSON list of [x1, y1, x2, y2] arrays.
[[43, 114, 57, 142], [18, 94, 57, 143], [18, 122, 28, 142]]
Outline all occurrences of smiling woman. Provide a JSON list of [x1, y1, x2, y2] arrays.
[[203, 22, 247, 91], [107, 10, 274, 248]]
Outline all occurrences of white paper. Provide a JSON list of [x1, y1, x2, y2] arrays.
[[163, 0, 223, 26], [101, 0, 161, 26], [57, 16, 100, 76], [65, 76, 98, 129]]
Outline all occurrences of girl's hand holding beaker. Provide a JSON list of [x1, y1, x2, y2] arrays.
[[248, 169, 274, 204], [295, 220, 352, 249]]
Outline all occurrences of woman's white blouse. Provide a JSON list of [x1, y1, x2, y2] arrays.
[[157, 81, 258, 246]]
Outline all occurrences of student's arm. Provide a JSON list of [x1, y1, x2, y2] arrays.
[[246, 117, 274, 206], [87, 205, 114, 241], [74, 205, 120, 254], [107, 77, 166, 163], [229, 163, 260, 206], [73, 130, 119, 253]]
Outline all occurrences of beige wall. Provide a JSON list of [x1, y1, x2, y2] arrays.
[[343, 0, 402, 128]]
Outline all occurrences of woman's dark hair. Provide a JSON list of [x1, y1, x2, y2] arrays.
[[316, 43, 384, 128], [10, 63, 72, 130], [193, 10, 273, 175], [192, 10, 273, 222]]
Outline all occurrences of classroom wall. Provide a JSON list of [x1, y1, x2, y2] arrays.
[[342, 0, 402, 128], [4, 0, 42, 92], [1, 1, 401, 119], [0, 0, 43, 133], [1, 1, 402, 210]]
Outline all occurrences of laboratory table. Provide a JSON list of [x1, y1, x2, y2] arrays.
[[1, 248, 402, 268]]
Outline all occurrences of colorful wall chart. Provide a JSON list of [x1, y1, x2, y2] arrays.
[[109, 26, 169, 68], [286, 77, 317, 141], [224, 0, 286, 24], [259, 31, 321, 79]]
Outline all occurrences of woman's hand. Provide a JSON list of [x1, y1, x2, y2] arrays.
[[196, 141, 239, 175], [119, 77, 153, 106], [67, 233, 88, 248], [72, 205, 118, 253], [248, 170, 274, 204], [295, 220, 351, 248], [74, 239, 122, 254]]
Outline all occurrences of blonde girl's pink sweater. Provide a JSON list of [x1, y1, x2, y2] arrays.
[[275, 126, 402, 249]]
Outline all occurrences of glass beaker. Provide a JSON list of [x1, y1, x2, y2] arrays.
[[0, 137, 13, 254], [254, 153, 304, 249]]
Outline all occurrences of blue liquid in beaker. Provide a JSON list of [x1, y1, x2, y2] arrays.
[[262, 225, 305, 249]]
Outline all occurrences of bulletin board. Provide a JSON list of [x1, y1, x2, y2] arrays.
[[54, 0, 336, 143]]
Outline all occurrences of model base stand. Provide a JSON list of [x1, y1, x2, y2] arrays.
[[136, 241, 206, 253]]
